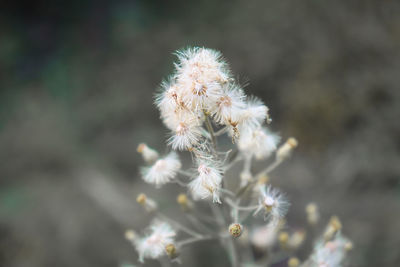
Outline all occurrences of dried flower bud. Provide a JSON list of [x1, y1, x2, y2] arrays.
[[124, 230, 136, 241], [136, 193, 147, 204], [276, 137, 298, 161], [229, 223, 243, 238], [324, 216, 342, 241], [176, 193, 192, 211], [165, 243, 178, 259], [136, 193, 157, 212], [137, 143, 159, 163], [288, 257, 300, 267], [279, 231, 289, 247], [345, 241, 353, 251], [289, 230, 306, 249], [306, 203, 320, 225]]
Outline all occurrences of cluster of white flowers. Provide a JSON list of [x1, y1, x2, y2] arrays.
[[309, 234, 352, 267], [126, 47, 352, 267]]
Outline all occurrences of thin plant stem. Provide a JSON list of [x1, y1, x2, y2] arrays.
[[203, 111, 217, 151], [255, 158, 283, 179], [214, 126, 228, 136], [185, 213, 215, 235], [220, 188, 236, 198], [156, 212, 203, 238], [178, 235, 213, 247], [225, 197, 258, 211]]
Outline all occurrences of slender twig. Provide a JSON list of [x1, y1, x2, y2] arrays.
[[178, 235, 213, 247], [203, 111, 217, 150], [224, 154, 244, 172], [255, 158, 283, 179], [156, 212, 203, 238], [174, 178, 188, 187], [225, 197, 258, 211], [220, 188, 236, 198], [214, 126, 229, 136], [210, 203, 240, 267], [236, 157, 284, 198], [185, 213, 215, 235]]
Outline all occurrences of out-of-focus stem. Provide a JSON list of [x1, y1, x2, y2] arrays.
[[225, 198, 258, 211], [210, 203, 240, 267], [157, 212, 203, 238], [178, 235, 213, 247], [185, 213, 215, 235], [255, 158, 283, 179], [236, 158, 284, 198], [215, 126, 228, 136], [203, 111, 217, 150]]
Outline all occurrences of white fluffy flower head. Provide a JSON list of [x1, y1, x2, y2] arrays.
[[238, 127, 280, 160], [167, 117, 203, 151], [237, 97, 270, 131], [134, 220, 176, 262], [254, 185, 290, 221], [188, 159, 223, 203], [212, 84, 246, 126], [141, 152, 181, 187]]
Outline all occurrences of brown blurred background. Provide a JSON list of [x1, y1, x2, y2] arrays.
[[0, 0, 399, 266]]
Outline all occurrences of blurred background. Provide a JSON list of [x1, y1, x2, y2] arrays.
[[0, 0, 399, 266]]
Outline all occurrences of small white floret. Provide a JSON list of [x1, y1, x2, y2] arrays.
[[137, 143, 159, 163], [167, 117, 203, 151], [188, 160, 223, 203], [237, 97, 271, 132], [211, 84, 246, 126], [238, 127, 280, 160], [254, 185, 290, 221], [141, 152, 181, 187], [134, 220, 176, 262]]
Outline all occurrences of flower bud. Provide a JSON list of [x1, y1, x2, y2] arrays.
[[276, 137, 298, 161], [136, 193, 157, 212], [306, 203, 319, 225], [176, 193, 192, 211], [165, 243, 178, 259], [278, 231, 289, 248], [288, 257, 300, 267], [124, 230, 136, 241], [136, 193, 147, 204], [289, 230, 306, 249], [229, 223, 243, 238], [345, 241, 353, 251], [324, 216, 342, 241], [137, 143, 159, 163]]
